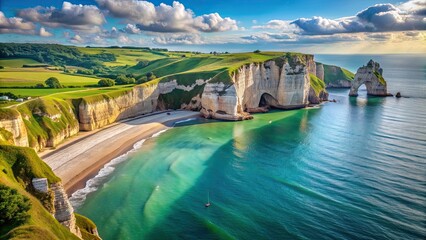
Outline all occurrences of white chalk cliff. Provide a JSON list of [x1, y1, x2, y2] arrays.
[[349, 60, 391, 96], [201, 55, 322, 120]]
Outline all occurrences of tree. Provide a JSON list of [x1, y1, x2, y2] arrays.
[[98, 79, 115, 87], [254, 50, 261, 53], [35, 83, 45, 88], [45, 77, 62, 88], [0, 184, 31, 225], [115, 75, 135, 85], [146, 72, 156, 80]]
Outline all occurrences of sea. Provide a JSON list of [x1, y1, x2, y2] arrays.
[[72, 54, 426, 240]]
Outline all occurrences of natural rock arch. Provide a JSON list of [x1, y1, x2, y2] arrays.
[[349, 60, 390, 97]]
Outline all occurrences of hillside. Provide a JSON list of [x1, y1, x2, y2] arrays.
[[0, 145, 99, 240]]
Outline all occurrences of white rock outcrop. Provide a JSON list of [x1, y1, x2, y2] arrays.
[[201, 57, 313, 120], [349, 60, 391, 96]]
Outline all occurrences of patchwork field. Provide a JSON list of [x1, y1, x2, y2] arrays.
[[0, 71, 100, 87]]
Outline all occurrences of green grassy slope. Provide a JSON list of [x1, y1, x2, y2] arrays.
[[322, 63, 355, 85], [0, 145, 79, 240], [309, 74, 326, 95]]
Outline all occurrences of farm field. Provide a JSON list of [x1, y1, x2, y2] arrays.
[[0, 58, 41, 68], [0, 71, 100, 87]]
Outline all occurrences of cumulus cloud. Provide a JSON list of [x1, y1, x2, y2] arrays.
[[123, 24, 141, 34], [96, 0, 238, 33], [152, 33, 204, 44], [0, 11, 36, 34], [242, 32, 294, 42], [39, 27, 53, 37], [70, 34, 84, 43], [18, 1, 105, 33], [291, 1, 426, 35], [253, 20, 298, 32]]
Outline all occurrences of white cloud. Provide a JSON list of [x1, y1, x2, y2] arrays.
[[18, 1, 105, 33], [96, 0, 238, 33], [0, 11, 36, 34], [253, 20, 298, 32], [70, 34, 84, 43], [124, 24, 141, 34], [152, 33, 204, 44], [291, 2, 426, 35], [39, 27, 53, 37]]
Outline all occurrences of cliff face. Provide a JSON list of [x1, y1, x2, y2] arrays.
[[79, 79, 206, 131], [51, 183, 82, 238], [321, 63, 354, 88], [349, 60, 391, 96], [0, 109, 29, 146], [201, 55, 326, 120], [0, 99, 79, 152]]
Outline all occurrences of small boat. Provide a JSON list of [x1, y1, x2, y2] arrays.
[[269, 120, 272, 124], [205, 191, 211, 207]]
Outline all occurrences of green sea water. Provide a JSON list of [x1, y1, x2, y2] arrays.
[[74, 55, 426, 239]]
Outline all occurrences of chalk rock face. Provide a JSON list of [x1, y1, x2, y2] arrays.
[[201, 56, 317, 120], [316, 62, 324, 81], [79, 80, 206, 131], [51, 183, 82, 238], [349, 60, 391, 96], [0, 112, 29, 147]]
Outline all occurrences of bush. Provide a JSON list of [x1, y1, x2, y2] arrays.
[[146, 72, 156, 80], [115, 75, 135, 85], [0, 184, 31, 226], [136, 76, 148, 84], [0, 66, 4, 69], [44, 77, 62, 88], [254, 50, 261, 53], [98, 79, 115, 87], [35, 83, 45, 88]]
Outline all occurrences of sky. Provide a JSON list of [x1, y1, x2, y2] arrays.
[[0, 0, 425, 53]]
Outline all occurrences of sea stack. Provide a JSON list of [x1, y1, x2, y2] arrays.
[[349, 60, 392, 97]]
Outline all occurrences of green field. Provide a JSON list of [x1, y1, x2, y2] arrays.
[[0, 71, 100, 87], [0, 88, 86, 97], [78, 47, 171, 66], [0, 58, 41, 68]]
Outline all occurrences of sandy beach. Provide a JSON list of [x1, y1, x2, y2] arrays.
[[40, 111, 200, 194]]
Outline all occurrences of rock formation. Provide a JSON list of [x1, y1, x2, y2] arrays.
[[201, 55, 324, 120], [51, 183, 82, 238], [0, 110, 29, 146], [349, 60, 392, 96]]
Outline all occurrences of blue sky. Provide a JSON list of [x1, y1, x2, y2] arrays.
[[0, 0, 425, 53]]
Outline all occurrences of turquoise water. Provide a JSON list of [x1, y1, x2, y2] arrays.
[[76, 55, 426, 239]]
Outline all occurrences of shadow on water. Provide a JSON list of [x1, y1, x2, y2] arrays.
[[142, 109, 320, 240]]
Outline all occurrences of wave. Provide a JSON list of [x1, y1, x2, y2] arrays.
[[70, 123, 176, 208], [174, 117, 197, 125]]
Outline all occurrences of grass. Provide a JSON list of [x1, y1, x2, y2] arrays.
[[374, 71, 387, 85], [0, 88, 86, 97], [309, 74, 326, 95], [14, 98, 79, 149], [0, 71, 99, 87], [322, 63, 355, 84], [75, 214, 101, 240], [0, 145, 84, 240], [0, 58, 41, 68], [78, 47, 169, 66]]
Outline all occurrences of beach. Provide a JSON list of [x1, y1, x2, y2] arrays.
[[40, 110, 200, 194]]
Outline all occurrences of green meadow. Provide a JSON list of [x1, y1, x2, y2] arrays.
[[0, 71, 100, 87], [0, 58, 41, 68]]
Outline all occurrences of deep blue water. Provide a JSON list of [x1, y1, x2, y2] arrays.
[[75, 54, 426, 239]]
